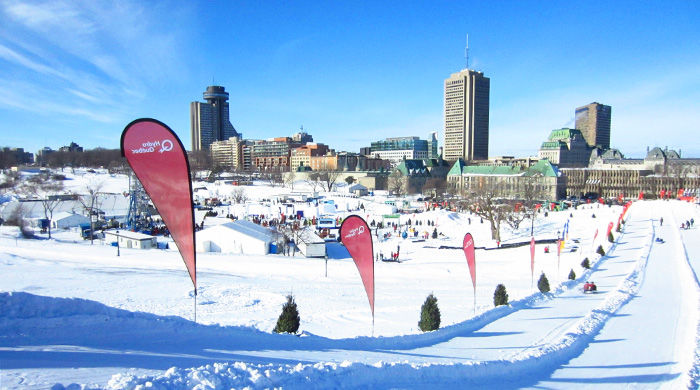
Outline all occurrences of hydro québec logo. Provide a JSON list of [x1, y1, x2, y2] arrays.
[[131, 139, 174, 154]]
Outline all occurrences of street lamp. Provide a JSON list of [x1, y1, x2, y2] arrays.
[[116, 230, 120, 257]]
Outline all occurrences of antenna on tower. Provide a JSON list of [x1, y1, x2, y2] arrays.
[[464, 34, 469, 70]]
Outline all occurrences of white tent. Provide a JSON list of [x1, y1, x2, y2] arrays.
[[51, 212, 90, 229], [196, 220, 277, 255], [295, 227, 326, 258]]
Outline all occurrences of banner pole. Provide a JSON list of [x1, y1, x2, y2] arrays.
[[194, 288, 197, 323], [473, 287, 476, 315]]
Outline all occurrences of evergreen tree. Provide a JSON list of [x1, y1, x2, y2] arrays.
[[596, 245, 606, 256], [493, 284, 509, 306], [581, 257, 590, 269], [608, 231, 614, 243], [273, 295, 300, 334], [432, 228, 438, 239], [568, 269, 576, 280], [538, 272, 550, 293], [418, 293, 441, 332]]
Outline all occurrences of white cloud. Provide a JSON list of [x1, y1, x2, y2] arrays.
[[0, 43, 68, 80]]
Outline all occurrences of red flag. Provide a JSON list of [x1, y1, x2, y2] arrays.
[[529, 237, 535, 284], [121, 119, 197, 290], [340, 215, 375, 317], [638, 191, 644, 200], [463, 233, 476, 290], [607, 221, 614, 236], [594, 228, 599, 241]]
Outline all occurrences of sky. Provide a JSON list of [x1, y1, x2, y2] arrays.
[[0, 0, 699, 158]]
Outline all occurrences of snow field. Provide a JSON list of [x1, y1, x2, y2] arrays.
[[1, 169, 698, 389]]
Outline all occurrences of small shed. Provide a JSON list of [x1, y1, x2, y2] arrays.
[[347, 183, 368, 196], [104, 230, 157, 249], [51, 212, 91, 230], [295, 227, 326, 258], [196, 219, 277, 255]]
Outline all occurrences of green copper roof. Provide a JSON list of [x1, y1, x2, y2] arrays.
[[523, 159, 559, 177], [447, 159, 559, 178], [547, 128, 583, 141], [461, 165, 524, 175], [447, 158, 466, 176], [540, 140, 565, 150], [395, 159, 429, 176]]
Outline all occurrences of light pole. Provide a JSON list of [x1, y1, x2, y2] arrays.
[[116, 230, 120, 257]]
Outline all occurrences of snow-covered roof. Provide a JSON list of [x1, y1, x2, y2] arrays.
[[104, 229, 155, 240], [201, 220, 278, 241]]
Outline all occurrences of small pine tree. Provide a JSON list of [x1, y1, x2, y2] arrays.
[[432, 228, 438, 239], [596, 245, 606, 256], [568, 269, 576, 280], [616, 223, 621, 232], [581, 257, 590, 269], [493, 284, 508, 306], [273, 295, 300, 334], [538, 272, 550, 293], [418, 293, 441, 332], [608, 231, 614, 243]]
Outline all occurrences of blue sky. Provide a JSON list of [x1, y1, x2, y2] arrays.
[[1, 1, 699, 158]]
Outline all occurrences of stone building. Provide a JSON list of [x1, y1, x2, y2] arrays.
[[447, 159, 565, 200]]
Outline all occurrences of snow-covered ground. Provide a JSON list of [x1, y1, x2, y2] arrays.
[[1, 171, 698, 389]]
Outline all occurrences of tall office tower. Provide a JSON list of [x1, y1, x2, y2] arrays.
[[443, 69, 490, 161], [575, 102, 611, 150], [190, 85, 240, 151]]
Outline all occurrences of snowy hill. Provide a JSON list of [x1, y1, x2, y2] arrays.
[[0, 174, 698, 389]]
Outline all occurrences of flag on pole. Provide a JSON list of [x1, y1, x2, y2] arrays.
[[340, 215, 375, 319], [463, 233, 477, 312], [121, 118, 197, 291]]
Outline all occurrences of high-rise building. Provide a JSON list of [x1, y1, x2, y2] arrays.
[[190, 85, 240, 151], [370, 136, 431, 166], [443, 69, 490, 161], [575, 102, 611, 150], [210, 136, 243, 170]]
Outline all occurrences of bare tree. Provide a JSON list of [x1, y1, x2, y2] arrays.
[[388, 170, 405, 196], [462, 179, 510, 241], [231, 187, 248, 204], [519, 175, 548, 236], [305, 172, 322, 193], [19, 172, 65, 239], [319, 170, 342, 192], [0, 170, 19, 194], [285, 170, 296, 190], [74, 180, 106, 244], [422, 177, 446, 198]]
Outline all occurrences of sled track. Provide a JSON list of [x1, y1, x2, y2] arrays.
[[107, 208, 662, 389]]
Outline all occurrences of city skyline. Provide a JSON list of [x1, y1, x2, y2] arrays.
[[1, 1, 699, 158]]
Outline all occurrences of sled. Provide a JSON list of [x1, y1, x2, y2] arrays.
[[583, 282, 597, 293]]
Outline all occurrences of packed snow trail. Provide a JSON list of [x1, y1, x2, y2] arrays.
[[524, 201, 700, 389]]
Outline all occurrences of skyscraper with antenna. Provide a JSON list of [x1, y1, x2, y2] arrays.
[[443, 35, 490, 161]]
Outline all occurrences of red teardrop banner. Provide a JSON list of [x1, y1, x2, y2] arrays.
[[340, 215, 374, 318], [120, 119, 196, 290], [463, 233, 476, 290]]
